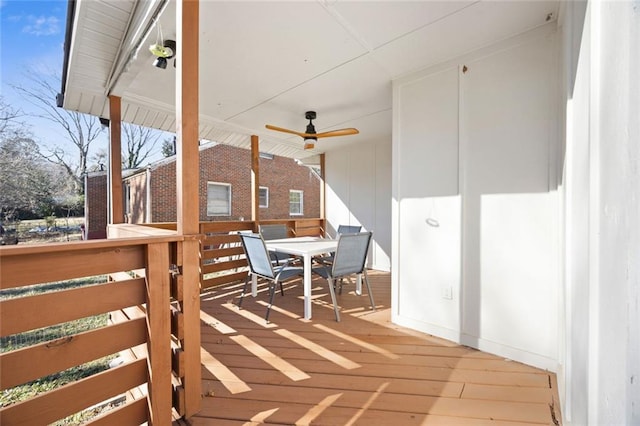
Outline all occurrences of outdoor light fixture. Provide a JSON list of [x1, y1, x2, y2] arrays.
[[149, 38, 176, 69], [153, 56, 168, 69]]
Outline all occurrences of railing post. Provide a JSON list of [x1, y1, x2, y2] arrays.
[[146, 242, 172, 425], [181, 237, 202, 416]]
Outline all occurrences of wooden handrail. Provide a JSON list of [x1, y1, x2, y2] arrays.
[[0, 237, 182, 424], [0, 219, 323, 423]]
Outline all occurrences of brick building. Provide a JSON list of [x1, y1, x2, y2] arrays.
[[84, 142, 321, 239], [84, 172, 108, 239]]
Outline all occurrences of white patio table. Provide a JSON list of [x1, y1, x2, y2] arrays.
[[251, 236, 338, 320]]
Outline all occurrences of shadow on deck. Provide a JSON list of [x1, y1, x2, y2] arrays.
[[181, 270, 561, 425]]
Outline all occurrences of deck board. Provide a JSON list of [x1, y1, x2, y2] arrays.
[[183, 271, 561, 425]]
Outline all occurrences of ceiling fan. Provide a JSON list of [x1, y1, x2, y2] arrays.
[[265, 111, 359, 150]]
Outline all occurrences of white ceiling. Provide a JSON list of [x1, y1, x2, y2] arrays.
[[62, 0, 559, 160]]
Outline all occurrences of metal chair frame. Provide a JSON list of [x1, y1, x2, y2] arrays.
[[259, 224, 291, 265], [237, 232, 302, 322], [312, 231, 375, 322]]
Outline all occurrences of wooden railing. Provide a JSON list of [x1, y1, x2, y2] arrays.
[[0, 235, 189, 425], [138, 218, 325, 290], [199, 218, 324, 290], [0, 218, 322, 424]]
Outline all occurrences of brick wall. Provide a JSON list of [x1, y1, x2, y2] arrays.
[[258, 153, 320, 220], [149, 160, 178, 222], [86, 144, 321, 233], [149, 144, 320, 222], [84, 172, 107, 239], [125, 171, 148, 223]]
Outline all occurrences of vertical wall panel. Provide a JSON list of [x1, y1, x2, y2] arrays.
[[393, 24, 560, 370], [460, 32, 558, 361], [326, 140, 392, 272], [374, 141, 392, 271], [396, 66, 462, 334]]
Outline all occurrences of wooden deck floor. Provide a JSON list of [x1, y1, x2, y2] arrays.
[[183, 270, 561, 425]]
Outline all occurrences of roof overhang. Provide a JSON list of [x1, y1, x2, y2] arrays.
[[60, 0, 559, 160]]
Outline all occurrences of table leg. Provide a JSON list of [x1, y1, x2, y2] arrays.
[[303, 253, 312, 319], [251, 274, 257, 297]]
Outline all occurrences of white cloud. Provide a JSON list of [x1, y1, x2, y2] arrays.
[[22, 15, 60, 36]]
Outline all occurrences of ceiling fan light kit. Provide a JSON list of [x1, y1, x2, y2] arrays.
[[266, 111, 359, 150], [303, 137, 317, 150]]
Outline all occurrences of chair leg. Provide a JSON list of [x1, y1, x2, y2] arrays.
[[363, 270, 375, 311], [326, 278, 341, 322], [237, 274, 251, 308], [265, 281, 277, 323], [353, 275, 361, 296]]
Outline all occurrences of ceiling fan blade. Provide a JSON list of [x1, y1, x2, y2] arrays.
[[315, 128, 359, 138], [265, 124, 307, 138], [267, 113, 358, 151]]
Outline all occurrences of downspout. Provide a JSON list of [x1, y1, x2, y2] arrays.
[[146, 166, 152, 222], [83, 172, 88, 240]]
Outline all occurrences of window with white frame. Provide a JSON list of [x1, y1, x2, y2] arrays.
[[259, 187, 269, 208], [289, 190, 303, 215], [207, 182, 231, 216]]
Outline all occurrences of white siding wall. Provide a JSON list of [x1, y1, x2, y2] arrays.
[[393, 23, 560, 371], [559, 1, 590, 423], [324, 2, 639, 424], [325, 139, 392, 272], [560, 1, 640, 424], [395, 66, 462, 339]]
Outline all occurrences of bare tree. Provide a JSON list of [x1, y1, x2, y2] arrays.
[[0, 95, 25, 137], [0, 136, 55, 221], [122, 123, 161, 169], [162, 136, 176, 158], [0, 97, 80, 222], [11, 69, 103, 194], [89, 149, 107, 172], [92, 125, 161, 171]]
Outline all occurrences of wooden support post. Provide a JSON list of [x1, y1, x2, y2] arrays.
[[251, 135, 260, 227], [176, 0, 199, 236], [146, 242, 172, 425], [108, 95, 124, 224], [176, 0, 202, 418]]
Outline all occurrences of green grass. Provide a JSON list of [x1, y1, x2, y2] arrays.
[[2, 216, 84, 244], [0, 355, 111, 407], [0, 275, 104, 301], [0, 314, 108, 353], [0, 275, 120, 422]]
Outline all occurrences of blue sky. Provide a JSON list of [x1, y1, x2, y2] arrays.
[[1, 0, 166, 166], [1, 0, 66, 78], [1, 0, 73, 148]]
